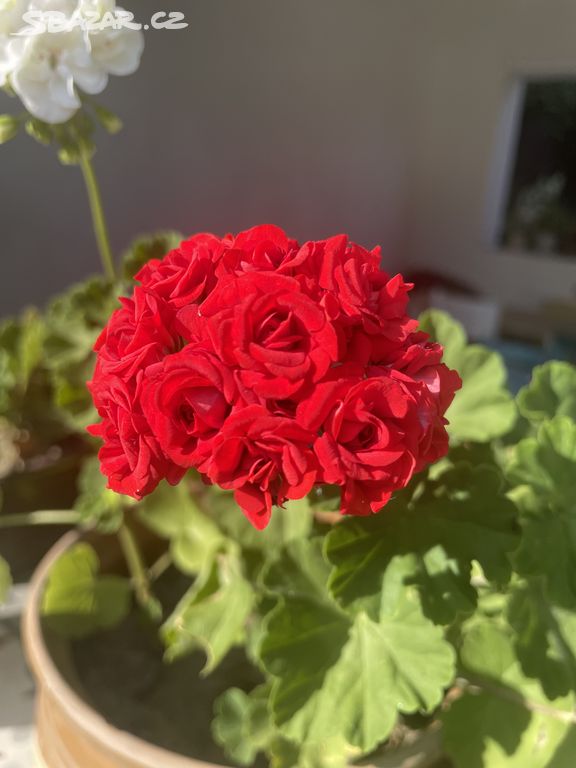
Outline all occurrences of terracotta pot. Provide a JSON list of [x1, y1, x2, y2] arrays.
[[23, 532, 445, 768], [23, 530, 226, 768]]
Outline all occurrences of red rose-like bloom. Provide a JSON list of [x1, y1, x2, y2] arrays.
[[217, 224, 300, 275], [297, 376, 415, 515], [297, 368, 459, 516], [136, 233, 229, 311], [94, 286, 177, 380], [178, 271, 339, 399], [196, 405, 317, 529], [89, 224, 461, 527], [88, 376, 185, 499], [141, 346, 237, 467]]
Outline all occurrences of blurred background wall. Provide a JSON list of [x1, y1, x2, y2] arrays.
[[2, 0, 576, 316]]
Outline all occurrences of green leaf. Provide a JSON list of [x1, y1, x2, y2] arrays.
[[0, 315, 63, 435], [260, 596, 350, 725], [326, 464, 518, 622], [121, 232, 183, 281], [508, 581, 576, 699], [74, 457, 128, 533], [269, 738, 301, 768], [508, 417, 576, 610], [268, 496, 314, 544], [138, 481, 199, 538], [17, 308, 45, 389], [419, 309, 516, 441], [51, 361, 98, 430], [416, 544, 477, 625], [0, 115, 20, 143], [443, 691, 538, 768], [138, 482, 225, 580], [211, 490, 313, 556], [261, 586, 455, 753], [162, 550, 255, 672], [517, 362, 576, 424], [444, 618, 576, 768], [297, 737, 361, 768], [0, 556, 12, 604], [43, 277, 117, 431], [41, 543, 131, 638], [170, 509, 225, 577], [508, 416, 576, 514], [262, 538, 331, 601], [0, 347, 17, 414], [515, 513, 576, 610], [418, 308, 467, 368], [44, 277, 116, 369], [0, 309, 44, 397], [212, 685, 275, 766], [460, 620, 517, 681]]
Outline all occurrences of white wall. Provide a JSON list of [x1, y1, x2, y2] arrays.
[[0, 0, 422, 314], [3, 0, 576, 314], [408, 0, 576, 309]]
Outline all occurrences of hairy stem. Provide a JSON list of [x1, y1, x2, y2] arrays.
[[148, 551, 172, 582], [79, 149, 116, 281], [117, 522, 158, 618], [0, 510, 79, 528]]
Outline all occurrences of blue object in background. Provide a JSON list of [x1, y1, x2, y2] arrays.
[[486, 339, 572, 393]]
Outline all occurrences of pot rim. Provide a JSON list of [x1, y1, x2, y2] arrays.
[[22, 530, 227, 768]]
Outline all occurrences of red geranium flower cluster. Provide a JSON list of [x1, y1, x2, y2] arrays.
[[89, 225, 461, 529]]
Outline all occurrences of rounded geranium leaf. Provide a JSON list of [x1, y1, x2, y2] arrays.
[[517, 361, 576, 424], [419, 309, 516, 442]]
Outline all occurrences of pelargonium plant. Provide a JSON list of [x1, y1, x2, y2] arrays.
[[2, 3, 576, 767], [71, 228, 576, 768]]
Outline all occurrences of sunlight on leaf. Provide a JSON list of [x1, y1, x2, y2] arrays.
[[41, 543, 131, 638], [326, 464, 518, 622], [162, 550, 255, 673], [260, 570, 454, 753], [419, 309, 516, 441]]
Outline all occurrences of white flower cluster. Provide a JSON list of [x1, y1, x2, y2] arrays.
[[0, 0, 143, 123]]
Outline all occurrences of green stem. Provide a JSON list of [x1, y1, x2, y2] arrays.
[[148, 550, 172, 582], [0, 510, 80, 528], [117, 523, 159, 619], [79, 149, 116, 282]]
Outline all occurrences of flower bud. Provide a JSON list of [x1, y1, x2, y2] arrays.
[[0, 115, 20, 144], [25, 119, 53, 146], [94, 104, 123, 134]]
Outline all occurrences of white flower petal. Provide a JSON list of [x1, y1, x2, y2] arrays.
[[77, 0, 115, 15], [0, 0, 28, 36], [29, 0, 76, 14], [9, 31, 81, 122], [89, 25, 143, 76], [0, 34, 11, 86], [12, 65, 78, 121], [3, 1, 144, 120], [60, 40, 107, 94], [48, 68, 80, 108]]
